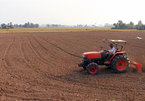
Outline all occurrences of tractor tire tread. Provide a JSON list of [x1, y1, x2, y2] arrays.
[[86, 62, 99, 75], [111, 55, 129, 73]]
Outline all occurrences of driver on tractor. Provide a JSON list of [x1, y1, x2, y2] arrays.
[[104, 43, 116, 64]]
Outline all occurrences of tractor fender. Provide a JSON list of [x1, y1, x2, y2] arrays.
[[110, 51, 126, 61]]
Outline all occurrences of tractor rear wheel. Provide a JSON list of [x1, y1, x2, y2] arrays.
[[86, 63, 99, 74], [111, 55, 129, 73]]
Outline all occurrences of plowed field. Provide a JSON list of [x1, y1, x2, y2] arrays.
[[0, 31, 145, 101]]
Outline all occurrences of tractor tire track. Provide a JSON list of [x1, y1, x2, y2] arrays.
[[2, 94, 52, 101], [0, 36, 33, 98], [25, 36, 79, 85], [27, 36, 55, 66], [19, 36, 87, 96], [19, 36, 49, 78], [17, 36, 67, 100], [32, 34, 81, 58], [2, 37, 34, 83], [2, 37, 16, 80], [0, 36, 49, 100]]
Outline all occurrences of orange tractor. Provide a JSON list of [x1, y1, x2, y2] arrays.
[[78, 40, 142, 74]]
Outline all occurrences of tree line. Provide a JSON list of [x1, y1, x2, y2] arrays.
[[0, 22, 39, 29], [112, 20, 145, 30], [1, 21, 145, 29]]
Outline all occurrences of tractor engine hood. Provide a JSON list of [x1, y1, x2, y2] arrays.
[[83, 52, 102, 59]]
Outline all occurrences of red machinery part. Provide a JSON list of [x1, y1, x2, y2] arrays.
[[130, 60, 142, 72]]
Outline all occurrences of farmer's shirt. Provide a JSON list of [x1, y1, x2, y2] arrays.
[[108, 47, 116, 54]]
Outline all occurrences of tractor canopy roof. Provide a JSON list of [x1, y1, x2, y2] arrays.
[[108, 40, 127, 44]]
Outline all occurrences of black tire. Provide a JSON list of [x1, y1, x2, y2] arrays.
[[86, 63, 99, 74], [111, 55, 129, 73], [83, 66, 86, 70]]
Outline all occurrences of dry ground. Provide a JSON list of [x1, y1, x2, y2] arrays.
[[0, 31, 145, 101]]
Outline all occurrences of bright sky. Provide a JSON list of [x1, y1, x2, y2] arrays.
[[0, 0, 145, 25]]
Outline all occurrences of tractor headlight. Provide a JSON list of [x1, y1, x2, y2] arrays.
[[82, 55, 87, 61]]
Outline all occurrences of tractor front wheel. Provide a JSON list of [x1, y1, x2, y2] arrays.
[[111, 55, 129, 73], [86, 63, 99, 74]]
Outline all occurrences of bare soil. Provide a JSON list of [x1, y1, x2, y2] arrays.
[[0, 31, 145, 101]]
